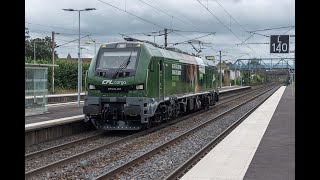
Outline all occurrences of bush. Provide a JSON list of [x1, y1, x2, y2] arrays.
[[53, 60, 90, 90]]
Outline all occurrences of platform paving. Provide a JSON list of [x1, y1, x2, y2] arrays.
[[243, 85, 295, 180], [181, 85, 293, 180]]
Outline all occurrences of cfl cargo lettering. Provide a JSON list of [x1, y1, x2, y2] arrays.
[[102, 80, 127, 85]]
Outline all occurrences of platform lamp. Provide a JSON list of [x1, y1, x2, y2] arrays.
[[63, 8, 96, 108]]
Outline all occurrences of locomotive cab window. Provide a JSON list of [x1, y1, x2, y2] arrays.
[[97, 51, 138, 69]]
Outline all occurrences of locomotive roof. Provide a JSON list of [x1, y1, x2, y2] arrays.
[[143, 43, 214, 67], [101, 41, 215, 67]]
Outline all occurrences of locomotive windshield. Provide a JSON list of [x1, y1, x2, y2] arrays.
[[97, 50, 138, 70]]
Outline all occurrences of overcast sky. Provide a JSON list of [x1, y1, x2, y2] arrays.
[[25, 0, 295, 62]]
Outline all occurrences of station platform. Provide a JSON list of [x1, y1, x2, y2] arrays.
[[25, 85, 250, 131], [25, 101, 84, 125], [25, 92, 85, 104], [219, 85, 247, 93], [25, 92, 85, 99], [181, 85, 294, 180]]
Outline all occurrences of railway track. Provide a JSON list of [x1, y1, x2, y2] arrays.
[[217, 83, 277, 105], [25, 83, 270, 156], [25, 84, 260, 158], [25, 83, 280, 179], [25, 105, 221, 178], [25, 131, 105, 161], [94, 84, 281, 179], [165, 85, 281, 179]]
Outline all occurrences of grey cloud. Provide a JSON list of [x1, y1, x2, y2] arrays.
[[26, 0, 295, 58]]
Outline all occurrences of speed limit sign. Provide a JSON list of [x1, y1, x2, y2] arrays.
[[270, 35, 289, 53]]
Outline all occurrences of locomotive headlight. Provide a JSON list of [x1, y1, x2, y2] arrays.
[[136, 84, 144, 90], [89, 85, 96, 90]]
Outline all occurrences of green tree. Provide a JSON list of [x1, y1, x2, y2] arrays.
[[240, 70, 251, 85], [25, 28, 32, 58], [25, 27, 30, 41], [25, 28, 59, 62]]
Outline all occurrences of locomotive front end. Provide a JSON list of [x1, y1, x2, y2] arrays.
[[83, 42, 151, 130]]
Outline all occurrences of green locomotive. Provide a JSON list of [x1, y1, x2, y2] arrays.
[[83, 39, 219, 130]]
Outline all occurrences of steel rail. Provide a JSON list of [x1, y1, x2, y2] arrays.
[[25, 84, 277, 178], [25, 104, 221, 178], [217, 83, 279, 105], [219, 83, 272, 100], [164, 85, 281, 179], [25, 131, 105, 161], [95, 84, 280, 179]]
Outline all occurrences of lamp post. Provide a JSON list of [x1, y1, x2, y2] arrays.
[[219, 51, 222, 88], [33, 40, 36, 64], [80, 47, 89, 92], [33, 40, 36, 103], [216, 51, 228, 88], [293, 49, 295, 85], [52, 31, 60, 94], [63, 8, 96, 107]]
